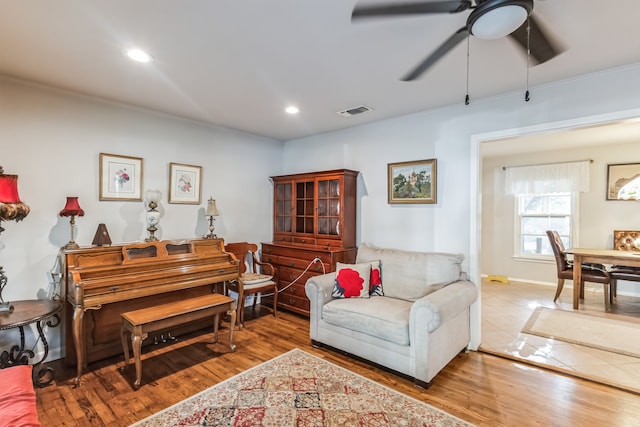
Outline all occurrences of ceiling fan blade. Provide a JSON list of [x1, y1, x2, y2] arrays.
[[402, 27, 469, 81], [352, 1, 471, 20], [509, 14, 564, 65]]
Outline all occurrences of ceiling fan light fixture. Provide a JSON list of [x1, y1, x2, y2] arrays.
[[468, 0, 533, 40]]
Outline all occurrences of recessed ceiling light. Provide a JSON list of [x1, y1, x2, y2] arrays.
[[126, 48, 153, 63], [285, 106, 299, 115]]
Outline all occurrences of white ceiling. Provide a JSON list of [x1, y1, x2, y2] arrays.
[[1, 0, 640, 141], [481, 118, 640, 158]]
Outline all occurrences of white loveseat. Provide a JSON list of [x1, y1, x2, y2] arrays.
[[305, 243, 478, 387]]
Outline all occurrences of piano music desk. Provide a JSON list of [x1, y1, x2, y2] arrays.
[[120, 293, 236, 389]]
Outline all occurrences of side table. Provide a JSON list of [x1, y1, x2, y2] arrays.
[[0, 299, 62, 387]]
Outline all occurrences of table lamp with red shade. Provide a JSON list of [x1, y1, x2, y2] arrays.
[[0, 165, 30, 312], [59, 196, 84, 250]]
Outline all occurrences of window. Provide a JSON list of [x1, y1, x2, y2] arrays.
[[515, 193, 575, 258]]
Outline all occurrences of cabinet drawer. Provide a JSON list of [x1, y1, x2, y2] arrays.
[[293, 236, 315, 245], [272, 234, 293, 243], [279, 282, 307, 298], [262, 244, 330, 263], [307, 262, 329, 274], [262, 254, 279, 265], [278, 266, 318, 286], [279, 293, 310, 312], [277, 256, 329, 273], [316, 239, 344, 248], [262, 292, 310, 316]]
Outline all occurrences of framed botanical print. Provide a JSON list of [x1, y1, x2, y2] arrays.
[[99, 153, 143, 201], [169, 162, 202, 204], [388, 159, 437, 204]]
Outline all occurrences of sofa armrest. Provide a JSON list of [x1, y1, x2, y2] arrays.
[[305, 272, 337, 341], [410, 280, 478, 333], [305, 272, 337, 307]]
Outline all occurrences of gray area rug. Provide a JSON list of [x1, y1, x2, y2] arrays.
[[522, 306, 640, 358]]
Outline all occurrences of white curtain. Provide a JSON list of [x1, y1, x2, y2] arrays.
[[505, 161, 591, 195]]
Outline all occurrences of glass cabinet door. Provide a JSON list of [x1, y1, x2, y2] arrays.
[[295, 180, 315, 234], [317, 177, 341, 237], [275, 182, 292, 232]]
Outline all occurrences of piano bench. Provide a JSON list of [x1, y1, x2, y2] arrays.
[[119, 293, 237, 390]]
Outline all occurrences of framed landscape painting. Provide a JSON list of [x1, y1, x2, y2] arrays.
[[169, 162, 202, 204], [607, 162, 640, 200], [99, 153, 143, 201], [388, 159, 437, 204]]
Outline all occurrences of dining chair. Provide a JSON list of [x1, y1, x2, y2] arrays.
[[609, 230, 640, 300], [224, 242, 277, 328], [546, 230, 612, 308]]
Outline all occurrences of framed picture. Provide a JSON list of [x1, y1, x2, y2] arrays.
[[99, 153, 143, 201], [169, 162, 202, 204], [388, 159, 437, 204], [607, 162, 640, 200]]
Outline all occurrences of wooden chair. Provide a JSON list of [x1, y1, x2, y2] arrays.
[[546, 230, 612, 308], [609, 230, 640, 300], [224, 242, 277, 328]]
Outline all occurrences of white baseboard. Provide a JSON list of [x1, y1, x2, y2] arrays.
[[480, 273, 640, 297]]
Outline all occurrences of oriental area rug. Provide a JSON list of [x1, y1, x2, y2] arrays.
[[522, 306, 640, 358], [131, 348, 474, 427]]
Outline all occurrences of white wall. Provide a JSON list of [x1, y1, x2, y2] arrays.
[[3, 62, 640, 359], [284, 63, 640, 348], [0, 77, 282, 358], [481, 141, 640, 293]]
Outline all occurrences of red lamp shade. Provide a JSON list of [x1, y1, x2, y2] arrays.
[[0, 168, 30, 224], [59, 197, 85, 217], [0, 175, 21, 203]]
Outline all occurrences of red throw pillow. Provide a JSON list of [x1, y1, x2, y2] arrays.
[[331, 262, 371, 298], [0, 365, 41, 427], [368, 260, 384, 296]]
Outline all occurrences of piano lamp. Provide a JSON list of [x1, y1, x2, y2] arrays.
[[59, 196, 85, 250], [145, 189, 162, 242], [204, 198, 219, 239], [0, 165, 30, 312]]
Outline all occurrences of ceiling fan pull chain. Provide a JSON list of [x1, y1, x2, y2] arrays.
[[465, 33, 470, 105], [525, 17, 531, 102]]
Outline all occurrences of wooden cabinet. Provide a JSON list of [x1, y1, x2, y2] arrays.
[[271, 169, 358, 247], [262, 243, 357, 316], [263, 169, 358, 316]]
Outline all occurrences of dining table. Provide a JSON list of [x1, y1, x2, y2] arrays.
[[564, 248, 640, 309]]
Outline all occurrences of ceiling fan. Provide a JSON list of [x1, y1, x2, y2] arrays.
[[352, 0, 562, 81]]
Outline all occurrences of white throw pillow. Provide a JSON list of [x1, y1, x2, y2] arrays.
[[331, 262, 371, 298]]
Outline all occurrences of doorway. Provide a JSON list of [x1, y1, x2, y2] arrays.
[[470, 109, 640, 391]]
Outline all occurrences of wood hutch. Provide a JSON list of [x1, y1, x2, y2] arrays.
[[262, 169, 358, 316]]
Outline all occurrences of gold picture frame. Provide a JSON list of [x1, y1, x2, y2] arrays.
[[169, 162, 202, 204], [99, 153, 143, 201], [388, 159, 437, 204]]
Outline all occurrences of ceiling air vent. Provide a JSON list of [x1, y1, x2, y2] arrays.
[[337, 105, 373, 117]]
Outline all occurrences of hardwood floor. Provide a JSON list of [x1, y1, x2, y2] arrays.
[[36, 307, 640, 426]]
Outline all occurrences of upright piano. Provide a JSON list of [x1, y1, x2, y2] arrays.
[[64, 238, 238, 385]]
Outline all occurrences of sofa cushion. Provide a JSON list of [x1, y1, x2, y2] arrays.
[[332, 262, 371, 298], [322, 296, 412, 346], [356, 243, 463, 301], [0, 365, 41, 427], [368, 260, 384, 296]]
